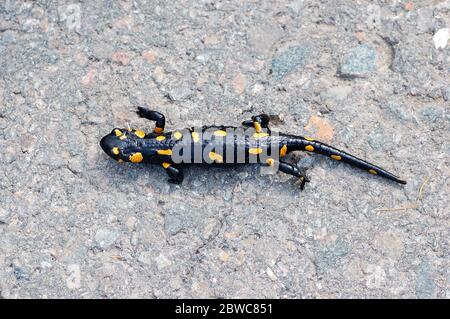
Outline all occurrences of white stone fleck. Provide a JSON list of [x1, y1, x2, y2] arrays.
[[433, 28, 449, 49], [66, 264, 81, 290], [138, 251, 152, 265], [266, 267, 277, 281], [94, 228, 119, 250], [365, 264, 386, 289], [155, 253, 172, 270], [252, 83, 264, 95]]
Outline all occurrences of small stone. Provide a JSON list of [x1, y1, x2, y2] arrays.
[[404, 2, 414, 11], [138, 251, 152, 265], [168, 84, 192, 101], [271, 45, 311, 81], [321, 85, 352, 102], [355, 31, 366, 42], [107, 215, 117, 223], [373, 230, 404, 258], [365, 264, 386, 289], [40, 261, 53, 268], [224, 231, 239, 240], [442, 87, 450, 101], [0, 208, 10, 224], [383, 102, 412, 123], [433, 28, 449, 49], [113, 15, 133, 29], [81, 68, 96, 86], [111, 51, 130, 65], [339, 44, 377, 78], [248, 23, 283, 57], [195, 55, 207, 63], [126, 216, 137, 231], [232, 72, 246, 94], [315, 239, 349, 272], [142, 50, 157, 63], [420, 105, 443, 123], [416, 7, 434, 33], [237, 171, 248, 180], [297, 154, 315, 169], [304, 115, 334, 142], [222, 189, 232, 201], [266, 267, 277, 281], [366, 4, 381, 30], [66, 264, 81, 290], [1, 30, 15, 44], [153, 66, 165, 82], [234, 251, 246, 266], [218, 250, 229, 262], [155, 253, 172, 270], [416, 261, 436, 298], [203, 34, 220, 46], [343, 258, 364, 281], [94, 228, 119, 249], [164, 213, 184, 237], [13, 267, 28, 280], [203, 218, 218, 239], [252, 83, 264, 95]]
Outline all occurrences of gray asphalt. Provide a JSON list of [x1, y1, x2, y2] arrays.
[[0, 1, 448, 298]]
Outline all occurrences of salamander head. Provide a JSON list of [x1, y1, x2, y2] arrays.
[[100, 128, 145, 163]]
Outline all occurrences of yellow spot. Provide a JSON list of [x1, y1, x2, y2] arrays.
[[266, 158, 275, 166], [112, 147, 119, 155], [157, 149, 172, 156], [249, 147, 263, 155], [253, 132, 269, 139], [330, 155, 342, 161], [156, 135, 166, 141], [119, 135, 127, 140], [305, 145, 314, 152], [129, 152, 143, 163], [114, 129, 122, 137], [280, 144, 287, 157], [134, 130, 146, 138], [173, 131, 182, 140], [254, 122, 262, 133], [162, 162, 171, 169], [117, 159, 123, 163], [209, 151, 223, 163], [331, 155, 342, 161], [369, 169, 378, 175], [214, 130, 227, 137], [154, 127, 163, 134], [191, 131, 200, 143], [304, 137, 314, 141]]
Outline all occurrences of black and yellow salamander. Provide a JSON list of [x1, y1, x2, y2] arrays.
[[100, 107, 406, 189]]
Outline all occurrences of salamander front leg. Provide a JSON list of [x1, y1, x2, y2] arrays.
[[136, 107, 166, 134], [161, 162, 184, 184], [242, 113, 271, 133], [265, 158, 310, 190]]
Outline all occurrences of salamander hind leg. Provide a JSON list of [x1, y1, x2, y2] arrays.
[[265, 158, 310, 190], [136, 107, 166, 134], [161, 162, 184, 184]]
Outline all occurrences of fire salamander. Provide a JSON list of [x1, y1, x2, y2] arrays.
[[100, 107, 406, 189]]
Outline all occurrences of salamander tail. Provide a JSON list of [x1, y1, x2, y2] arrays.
[[291, 136, 407, 184]]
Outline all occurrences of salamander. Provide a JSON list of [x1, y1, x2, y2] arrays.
[[99, 107, 406, 189]]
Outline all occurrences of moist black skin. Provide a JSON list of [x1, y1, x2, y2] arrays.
[[100, 107, 407, 189]]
